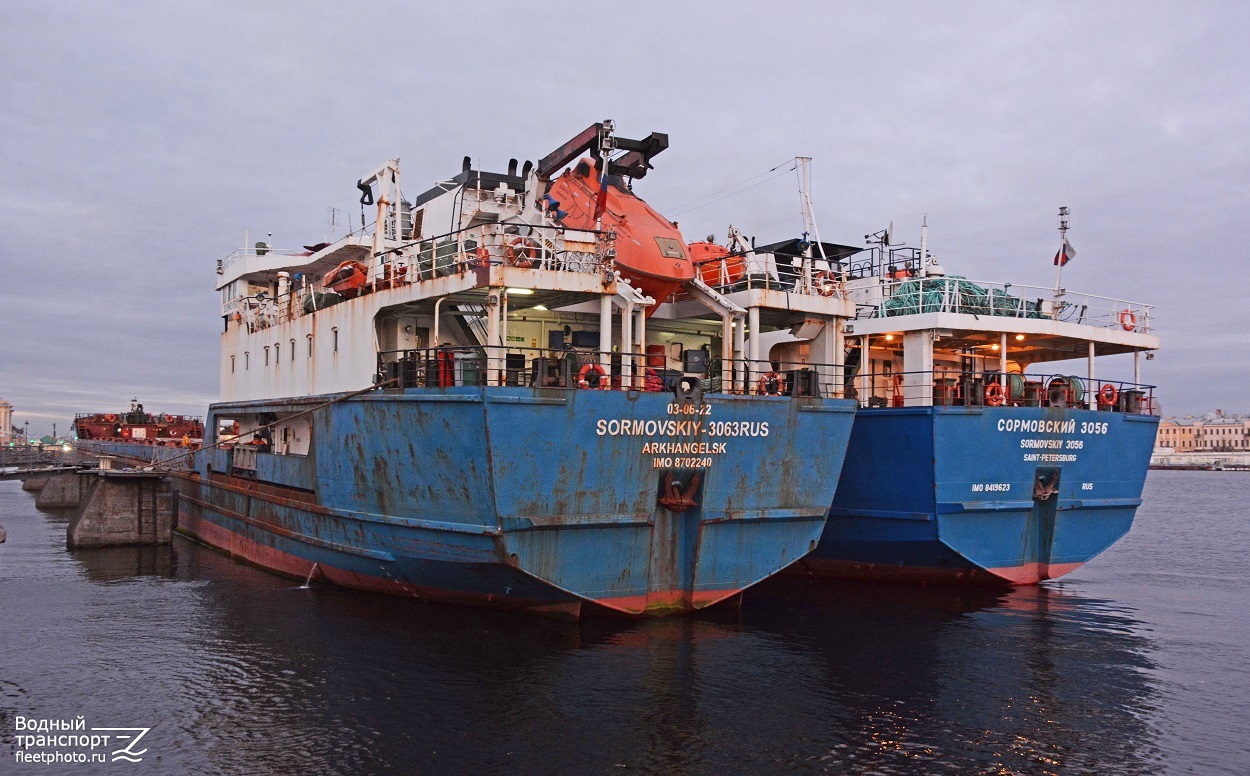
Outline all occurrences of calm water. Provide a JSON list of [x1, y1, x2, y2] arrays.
[[1, 470, 1247, 775]]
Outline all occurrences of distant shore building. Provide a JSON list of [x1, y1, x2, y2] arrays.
[[0, 397, 13, 445], [1156, 411, 1250, 452]]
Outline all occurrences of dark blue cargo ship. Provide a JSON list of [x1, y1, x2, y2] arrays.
[[792, 217, 1160, 584]]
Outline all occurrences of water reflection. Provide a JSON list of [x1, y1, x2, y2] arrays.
[[9, 509, 1166, 775], [70, 545, 176, 583], [740, 577, 1163, 774]]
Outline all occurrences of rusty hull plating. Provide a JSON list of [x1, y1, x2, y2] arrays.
[[180, 387, 855, 617]]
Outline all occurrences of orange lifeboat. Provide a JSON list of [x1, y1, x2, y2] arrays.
[[687, 240, 745, 287], [322, 260, 370, 299], [547, 159, 694, 313]]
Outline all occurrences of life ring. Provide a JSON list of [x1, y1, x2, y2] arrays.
[[578, 362, 608, 389], [1098, 383, 1119, 406], [104, 414, 117, 422], [814, 271, 839, 297], [505, 237, 538, 269], [1119, 309, 1137, 331], [758, 371, 783, 396], [985, 382, 1006, 406]]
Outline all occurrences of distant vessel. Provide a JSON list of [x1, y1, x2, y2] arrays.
[[178, 122, 858, 617], [73, 398, 204, 446], [792, 213, 1160, 584]]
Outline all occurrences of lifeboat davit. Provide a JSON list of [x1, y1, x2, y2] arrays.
[[547, 159, 694, 313]]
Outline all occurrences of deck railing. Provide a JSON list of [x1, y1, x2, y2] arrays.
[[668, 253, 847, 302], [227, 222, 615, 333], [849, 368, 1157, 414], [376, 346, 845, 398]]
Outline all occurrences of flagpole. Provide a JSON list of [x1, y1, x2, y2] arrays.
[[595, 120, 615, 233], [1053, 205, 1069, 297]]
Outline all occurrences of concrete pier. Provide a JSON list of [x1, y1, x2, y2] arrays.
[[35, 472, 88, 509], [21, 476, 49, 492], [67, 471, 174, 549]]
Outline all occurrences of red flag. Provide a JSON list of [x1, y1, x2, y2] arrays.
[[1053, 237, 1075, 267], [593, 172, 609, 221]]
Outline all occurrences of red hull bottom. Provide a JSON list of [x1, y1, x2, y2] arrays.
[[178, 509, 740, 618], [790, 558, 1086, 586]]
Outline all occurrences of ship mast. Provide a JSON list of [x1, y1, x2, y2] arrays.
[[796, 157, 834, 287], [1053, 205, 1069, 301]]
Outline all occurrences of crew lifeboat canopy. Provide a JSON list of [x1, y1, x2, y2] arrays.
[[547, 159, 694, 310], [687, 240, 745, 287]]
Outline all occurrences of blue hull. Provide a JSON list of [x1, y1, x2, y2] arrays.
[[796, 406, 1158, 584], [180, 387, 856, 615]]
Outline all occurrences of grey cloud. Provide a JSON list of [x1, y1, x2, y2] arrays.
[[2, 1, 1247, 434]]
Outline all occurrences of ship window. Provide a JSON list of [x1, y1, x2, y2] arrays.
[[307, 334, 313, 358], [290, 339, 295, 361], [245, 352, 250, 370], [274, 343, 280, 364], [333, 327, 339, 353], [230, 355, 235, 374], [264, 346, 270, 365]]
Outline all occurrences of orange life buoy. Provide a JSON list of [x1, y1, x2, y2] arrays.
[[985, 382, 1006, 406], [104, 414, 117, 423], [814, 270, 840, 297], [505, 237, 538, 268], [1119, 309, 1137, 331], [1098, 383, 1119, 406], [578, 362, 608, 389], [758, 371, 783, 396]]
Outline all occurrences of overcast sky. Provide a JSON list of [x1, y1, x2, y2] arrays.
[[2, 1, 1247, 436]]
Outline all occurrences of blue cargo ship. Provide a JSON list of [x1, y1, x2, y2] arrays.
[[791, 215, 1160, 584], [178, 123, 859, 616]]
